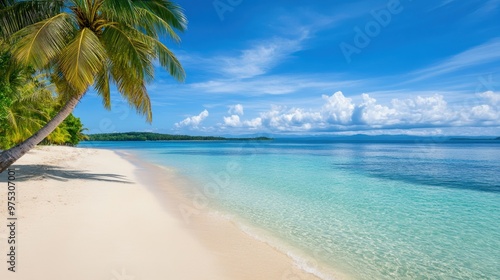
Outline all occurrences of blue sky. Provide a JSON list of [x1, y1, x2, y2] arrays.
[[75, 0, 500, 136]]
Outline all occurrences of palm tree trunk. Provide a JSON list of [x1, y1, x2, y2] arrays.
[[0, 93, 85, 173]]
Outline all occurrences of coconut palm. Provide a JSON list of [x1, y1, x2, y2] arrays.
[[0, 0, 187, 172]]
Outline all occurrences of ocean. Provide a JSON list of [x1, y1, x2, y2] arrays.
[[79, 139, 500, 279]]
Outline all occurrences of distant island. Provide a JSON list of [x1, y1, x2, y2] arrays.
[[85, 132, 272, 141], [449, 137, 500, 141]]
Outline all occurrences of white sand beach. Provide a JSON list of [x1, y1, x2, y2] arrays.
[[0, 146, 320, 280]]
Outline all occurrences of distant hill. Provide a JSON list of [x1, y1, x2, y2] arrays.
[[449, 137, 499, 141], [85, 132, 272, 141]]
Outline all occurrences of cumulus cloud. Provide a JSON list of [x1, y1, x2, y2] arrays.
[[258, 106, 321, 131], [480, 91, 500, 105], [470, 105, 498, 121], [321, 91, 355, 124], [217, 91, 500, 133], [175, 110, 209, 128], [228, 104, 244, 115], [352, 94, 398, 126], [243, 117, 263, 129], [390, 94, 456, 125], [222, 114, 263, 129], [223, 115, 241, 127]]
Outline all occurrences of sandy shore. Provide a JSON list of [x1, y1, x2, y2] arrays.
[[0, 146, 321, 280]]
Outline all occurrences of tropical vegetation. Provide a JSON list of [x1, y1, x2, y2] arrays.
[[0, 41, 87, 149], [0, 0, 187, 172]]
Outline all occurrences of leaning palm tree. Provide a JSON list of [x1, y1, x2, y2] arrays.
[[0, 0, 186, 172]]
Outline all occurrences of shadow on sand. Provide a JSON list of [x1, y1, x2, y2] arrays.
[[0, 164, 132, 184]]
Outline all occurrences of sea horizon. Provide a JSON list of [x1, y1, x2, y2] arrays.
[[79, 140, 500, 280]]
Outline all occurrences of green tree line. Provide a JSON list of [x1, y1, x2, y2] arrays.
[[86, 132, 272, 141]]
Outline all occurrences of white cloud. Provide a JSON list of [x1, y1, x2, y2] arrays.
[[259, 106, 321, 131], [223, 115, 241, 127], [390, 94, 456, 125], [243, 117, 263, 129], [220, 37, 304, 79], [354, 94, 398, 126], [190, 75, 359, 95], [216, 91, 500, 133], [409, 39, 500, 82], [321, 91, 355, 124], [178, 16, 337, 81], [466, 91, 500, 123], [180, 34, 308, 81], [472, 0, 500, 17], [470, 105, 498, 121], [479, 91, 500, 105], [228, 104, 244, 115], [175, 110, 209, 128], [222, 114, 262, 130]]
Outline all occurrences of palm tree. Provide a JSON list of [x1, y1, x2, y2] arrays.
[[0, 0, 186, 172]]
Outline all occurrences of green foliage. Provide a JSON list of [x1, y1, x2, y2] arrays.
[[0, 42, 16, 132], [0, 81, 13, 132], [86, 132, 272, 142], [47, 113, 88, 146], [0, 42, 86, 149]]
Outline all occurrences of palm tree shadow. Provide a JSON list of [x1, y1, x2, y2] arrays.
[[0, 164, 132, 184]]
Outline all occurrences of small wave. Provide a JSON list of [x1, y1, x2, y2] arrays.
[[207, 209, 343, 280]]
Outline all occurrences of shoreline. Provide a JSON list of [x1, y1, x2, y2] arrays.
[[119, 149, 329, 280], [0, 146, 325, 280]]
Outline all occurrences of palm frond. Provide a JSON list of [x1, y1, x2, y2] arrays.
[[100, 0, 136, 23], [6, 109, 18, 131], [133, 6, 180, 42], [101, 24, 155, 83], [109, 64, 154, 121], [154, 40, 185, 82], [116, 79, 153, 122], [133, 0, 187, 32], [0, 0, 16, 8], [123, 28, 185, 82], [68, 0, 89, 12], [59, 27, 107, 93], [94, 61, 111, 109], [0, 0, 64, 39], [11, 12, 75, 68], [51, 70, 80, 100]]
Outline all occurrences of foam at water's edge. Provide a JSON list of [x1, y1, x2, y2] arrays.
[[207, 210, 346, 280]]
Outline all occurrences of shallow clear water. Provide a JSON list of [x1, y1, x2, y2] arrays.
[[80, 140, 500, 279]]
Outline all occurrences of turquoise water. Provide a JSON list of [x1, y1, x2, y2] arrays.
[[80, 140, 500, 279]]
